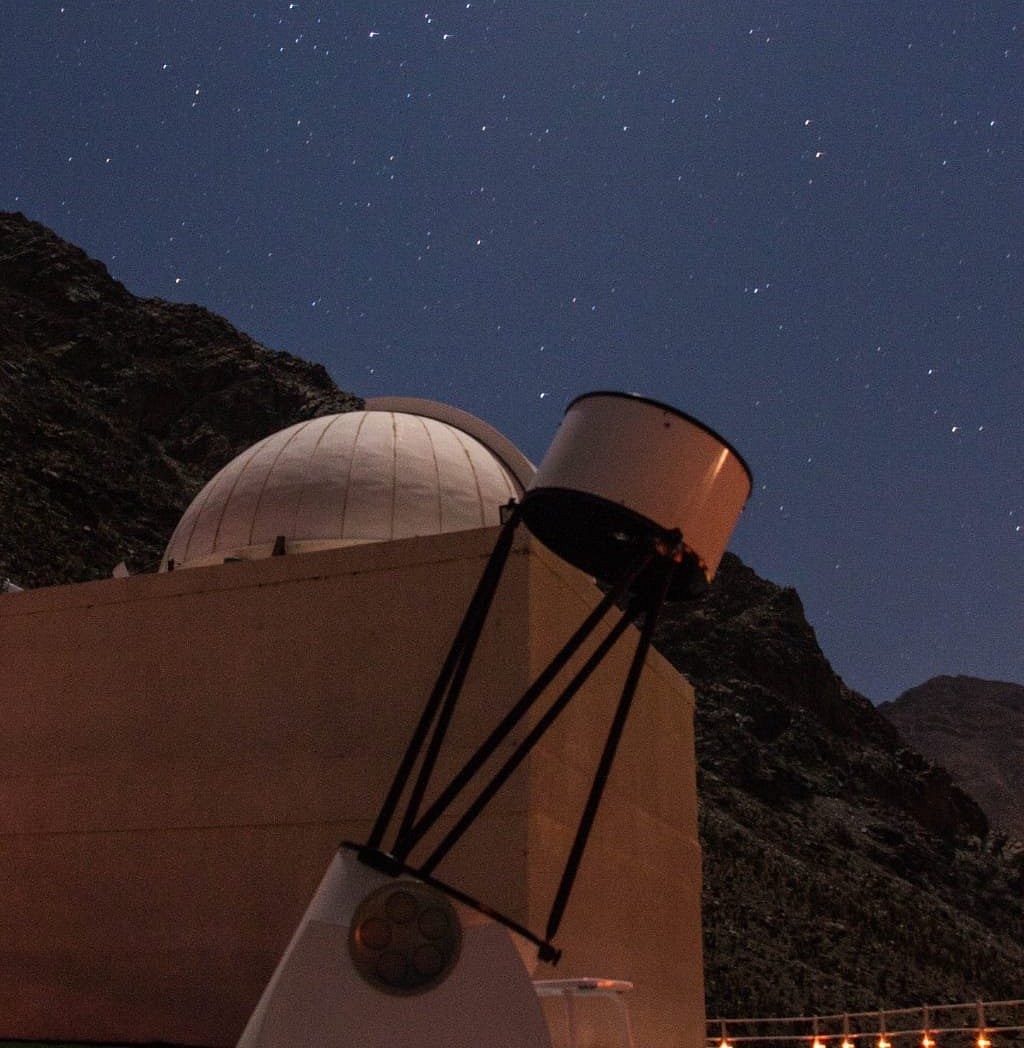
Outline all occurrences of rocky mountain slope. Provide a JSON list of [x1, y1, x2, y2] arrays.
[[655, 561, 1024, 1017], [0, 211, 359, 587], [3, 213, 1024, 1021], [880, 676, 1024, 842]]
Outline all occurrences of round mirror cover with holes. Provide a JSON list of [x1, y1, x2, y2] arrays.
[[348, 880, 463, 996]]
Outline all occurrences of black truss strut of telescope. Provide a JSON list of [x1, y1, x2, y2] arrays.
[[359, 500, 682, 963]]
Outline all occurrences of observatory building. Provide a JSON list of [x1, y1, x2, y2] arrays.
[[159, 399, 531, 570], [0, 396, 736, 1048]]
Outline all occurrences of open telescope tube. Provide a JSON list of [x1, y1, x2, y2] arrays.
[[520, 391, 752, 598]]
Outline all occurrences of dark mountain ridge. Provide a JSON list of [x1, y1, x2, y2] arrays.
[[880, 676, 1024, 843], [0, 210, 359, 586], [654, 558, 1024, 1015], [3, 212, 1023, 1020]]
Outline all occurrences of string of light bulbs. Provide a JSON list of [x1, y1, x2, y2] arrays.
[[709, 998, 1024, 1048]]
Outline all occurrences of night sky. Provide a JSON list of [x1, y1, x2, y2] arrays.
[[3, 2, 1021, 702]]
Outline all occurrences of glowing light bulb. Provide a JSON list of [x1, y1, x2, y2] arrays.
[[878, 1037, 892, 1048], [842, 1039, 855, 1048], [813, 1039, 827, 1048], [976, 1035, 990, 1048], [922, 1034, 936, 1048]]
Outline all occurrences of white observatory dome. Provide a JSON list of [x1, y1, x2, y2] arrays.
[[161, 398, 534, 571]]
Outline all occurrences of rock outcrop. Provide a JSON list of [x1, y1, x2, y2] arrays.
[[880, 676, 1024, 842], [656, 557, 1024, 1016], [0, 211, 360, 586]]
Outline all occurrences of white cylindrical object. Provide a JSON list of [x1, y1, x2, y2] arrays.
[[522, 392, 751, 590]]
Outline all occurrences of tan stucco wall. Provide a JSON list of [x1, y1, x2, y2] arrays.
[[522, 546, 705, 1047], [0, 527, 703, 1047]]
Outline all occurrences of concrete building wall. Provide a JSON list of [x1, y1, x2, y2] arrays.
[[521, 547, 705, 1048], [0, 527, 703, 1047]]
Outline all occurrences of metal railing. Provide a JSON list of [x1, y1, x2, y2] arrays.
[[708, 1000, 1024, 1048]]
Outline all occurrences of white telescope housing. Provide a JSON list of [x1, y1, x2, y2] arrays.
[[521, 392, 751, 595]]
